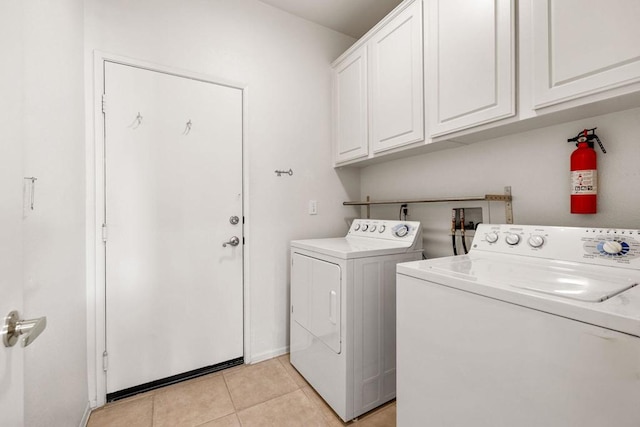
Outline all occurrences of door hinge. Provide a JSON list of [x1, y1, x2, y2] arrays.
[[101, 93, 107, 114], [101, 224, 108, 243], [102, 351, 109, 372]]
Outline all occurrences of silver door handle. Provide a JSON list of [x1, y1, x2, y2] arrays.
[[2, 310, 47, 348], [222, 236, 240, 247]]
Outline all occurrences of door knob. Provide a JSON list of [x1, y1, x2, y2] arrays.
[[2, 310, 47, 348], [222, 236, 240, 247]]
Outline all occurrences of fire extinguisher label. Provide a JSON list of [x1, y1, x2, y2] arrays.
[[571, 170, 597, 195]]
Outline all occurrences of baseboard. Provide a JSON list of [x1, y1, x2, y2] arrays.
[[249, 345, 289, 364], [79, 401, 92, 427]]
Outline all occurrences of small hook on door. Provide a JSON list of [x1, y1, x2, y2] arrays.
[[183, 119, 192, 135], [129, 112, 143, 129]]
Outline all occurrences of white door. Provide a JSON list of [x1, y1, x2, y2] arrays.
[[427, 0, 515, 137], [0, 1, 25, 424], [531, 0, 640, 108], [332, 45, 369, 165], [369, 0, 424, 153], [290, 253, 341, 354], [103, 62, 243, 396]]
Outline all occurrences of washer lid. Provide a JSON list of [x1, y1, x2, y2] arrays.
[[410, 254, 639, 303]]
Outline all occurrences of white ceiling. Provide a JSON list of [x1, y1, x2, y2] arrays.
[[257, 0, 404, 39]]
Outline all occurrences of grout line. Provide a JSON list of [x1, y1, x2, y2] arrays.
[[275, 355, 302, 390], [150, 393, 155, 427], [221, 371, 240, 415]]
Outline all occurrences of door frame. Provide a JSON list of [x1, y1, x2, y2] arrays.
[[86, 51, 251, 408]]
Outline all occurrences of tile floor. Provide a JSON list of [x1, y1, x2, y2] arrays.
[[87, 354, 396, 427]]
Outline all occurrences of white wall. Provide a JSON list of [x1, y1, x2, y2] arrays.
[[361, 107, 640, 259], [19, 0, 89, 426], [85, 0, 360, 372]]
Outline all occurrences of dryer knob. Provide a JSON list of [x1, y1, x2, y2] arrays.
[[485, 232, 499, 243], [394, 224, 409, 238], [528, 235, 544, 248], [505, 233, 521, 246], [354, 223, 361, 231], [370, 225, 377, 232], [362, 224, 369, 232]]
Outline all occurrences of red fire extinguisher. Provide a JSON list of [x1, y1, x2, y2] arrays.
[[567, 127, 606, 214]]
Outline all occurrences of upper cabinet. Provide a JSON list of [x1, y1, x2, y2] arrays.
[[531, 0, 640, 109], [333, 45, 369, 164], [332, 0, 424, 166], [369, 0, 424, 153], [332, 0, 640, 166], [427, 0, 515, 137]]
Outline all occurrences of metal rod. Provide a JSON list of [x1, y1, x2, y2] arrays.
[[343, 194, 511, 206], [346, 186, 514, 224]]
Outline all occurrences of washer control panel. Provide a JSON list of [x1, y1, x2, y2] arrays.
[[348, 219, 422, 244], [473, 224, 640, 267]]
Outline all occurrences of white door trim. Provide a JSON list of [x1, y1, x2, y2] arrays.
[[86, 51, 250, 408]]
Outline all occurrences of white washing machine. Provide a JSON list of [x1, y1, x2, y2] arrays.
[[290, 219, 423, 422], [396, 224, 640, 427]]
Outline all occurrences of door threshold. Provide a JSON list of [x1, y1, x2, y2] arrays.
[[106, 357, 244, 402]]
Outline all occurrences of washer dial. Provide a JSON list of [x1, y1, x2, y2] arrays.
[[598, 240, 628, 256], [370, 225, 377, 232]]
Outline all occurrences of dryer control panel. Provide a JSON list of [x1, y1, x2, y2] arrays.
[[348, 219, 422, 247], [473, 224, 640, 268]]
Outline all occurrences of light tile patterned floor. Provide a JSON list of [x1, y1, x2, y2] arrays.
[[87, 354, 396, 427]]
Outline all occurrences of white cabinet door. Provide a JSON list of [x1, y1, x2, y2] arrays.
[[532, 0, 640, 109], [333, 46, 369, 164], [370, 0, 424, 153], [427, 0, 515, 137]]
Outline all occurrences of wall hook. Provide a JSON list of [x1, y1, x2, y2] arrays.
[[275, 169, 293, 177], [183, 119, 192, 135], [128, 112, 143, 129]]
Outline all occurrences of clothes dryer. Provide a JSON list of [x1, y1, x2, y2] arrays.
[[290, 219, 423, 422]]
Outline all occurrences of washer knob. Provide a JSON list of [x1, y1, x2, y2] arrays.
[[602, 240, 623, 255], [528, 235, 544, 248], [354, 223, 361, 231], [505, 233, 521, 246], [379, 225, 386, 233], [370, 225, 377, 232], [362, 224, 369, 231], [485, 232, 499, 243]]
